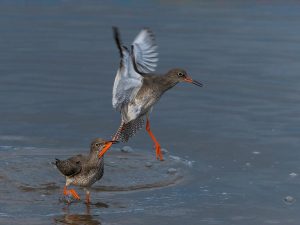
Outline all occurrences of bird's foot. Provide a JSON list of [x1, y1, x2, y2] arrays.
[[155, 145, 164, 161], [63, 186, 80, 201], [146, 118, 163, 161], [69, 189, 80, 200]]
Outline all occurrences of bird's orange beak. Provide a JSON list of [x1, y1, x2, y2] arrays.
[[98, 140, 118, 158], [184, 76, 203, 87]]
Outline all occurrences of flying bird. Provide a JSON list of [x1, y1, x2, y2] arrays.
[[98, 27, 202, 161], [54, 138, 117, 204]]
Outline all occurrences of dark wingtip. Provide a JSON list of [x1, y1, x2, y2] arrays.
[[112, 26, 123, 58], [112, 26, 119, 37]]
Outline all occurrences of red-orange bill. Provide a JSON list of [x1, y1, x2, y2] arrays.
[[98, 140, 118, 158], [184, 76, 203, 87]]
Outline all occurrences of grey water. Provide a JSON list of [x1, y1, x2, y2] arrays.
[[1, 0, 300, 224]]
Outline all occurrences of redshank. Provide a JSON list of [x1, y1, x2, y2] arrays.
[[98, 27, 202, 161], [54, 138, 117, 204]]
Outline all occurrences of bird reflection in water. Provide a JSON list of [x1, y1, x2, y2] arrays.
[[54, 202, 109, 225]]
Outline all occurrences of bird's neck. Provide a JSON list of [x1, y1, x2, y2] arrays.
[[154, 75, 178, 93], [89, 150, 103, 162]]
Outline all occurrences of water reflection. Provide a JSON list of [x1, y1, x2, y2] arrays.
[[54, 204, 102, 225], [54, 214, 101, 225]]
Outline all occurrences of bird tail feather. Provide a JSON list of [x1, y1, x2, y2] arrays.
[[114, 117, 144, 142]]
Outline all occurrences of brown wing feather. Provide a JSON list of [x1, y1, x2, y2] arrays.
[[55, 155, 83, 177]]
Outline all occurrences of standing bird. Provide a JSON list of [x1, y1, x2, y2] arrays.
[[54, 138, 117, 204], [98, 27, 202, 161]]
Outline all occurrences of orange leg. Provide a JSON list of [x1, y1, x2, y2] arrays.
[[63, 186, 80, 200], [146, 118, 163, 161]]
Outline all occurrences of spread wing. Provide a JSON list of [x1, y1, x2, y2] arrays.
[[112, 27, 159, 112], [55, 155, 83, 177], [131, 28, 158, 74]]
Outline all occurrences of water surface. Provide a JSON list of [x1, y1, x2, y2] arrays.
[[1, 1, 300, 224]]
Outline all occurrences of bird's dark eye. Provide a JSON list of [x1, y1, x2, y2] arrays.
[[177, 72, 184, 77], [95, 143, 100, 147]]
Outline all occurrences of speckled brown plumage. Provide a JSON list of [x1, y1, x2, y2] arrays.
[[55, 138, 117, 204]]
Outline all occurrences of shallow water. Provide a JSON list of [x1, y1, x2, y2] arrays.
[[1, 1, 300, 224]]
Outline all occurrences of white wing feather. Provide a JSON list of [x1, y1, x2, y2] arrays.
[[112, 47, 142, 111], [132, 29, 158, 73], [112, 28, 159, 115]]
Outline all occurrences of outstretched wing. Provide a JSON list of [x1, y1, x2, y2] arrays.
[[112, 27, 143, 111], [131, 28, 158, 74], [55, 155, 82, 177]]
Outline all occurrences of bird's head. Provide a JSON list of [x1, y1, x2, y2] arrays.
[[90, 138, 118, 157], [166, 68, 202, 87]]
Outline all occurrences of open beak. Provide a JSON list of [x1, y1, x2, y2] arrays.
[[98, 140, 119, 158], [184, 76, 203, 87]]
